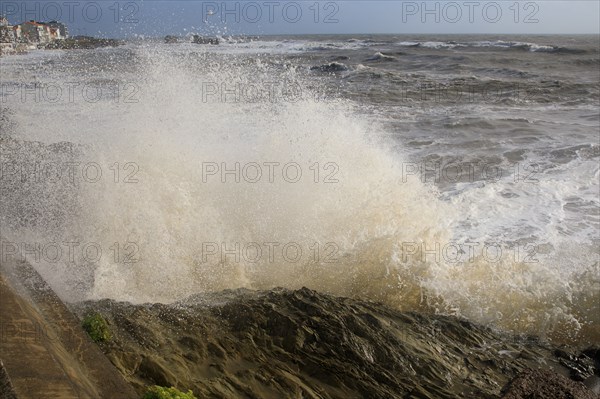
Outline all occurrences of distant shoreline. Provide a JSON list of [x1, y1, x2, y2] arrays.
[[43, 36, 125, 50], [0, 36, 125, 57]]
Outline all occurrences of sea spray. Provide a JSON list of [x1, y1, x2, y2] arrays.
[[1, 44, 598, 344]]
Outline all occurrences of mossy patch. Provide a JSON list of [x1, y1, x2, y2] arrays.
[[142, 386, 197, 399], [82, 313, 111, 343]]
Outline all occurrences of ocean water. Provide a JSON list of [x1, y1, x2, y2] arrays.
[[0, 34, 598, 345]]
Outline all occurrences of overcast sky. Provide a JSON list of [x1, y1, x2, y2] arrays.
[[2, 1, 599, 37]]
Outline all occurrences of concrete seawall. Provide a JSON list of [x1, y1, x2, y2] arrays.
[[0, 254, 137, 398]]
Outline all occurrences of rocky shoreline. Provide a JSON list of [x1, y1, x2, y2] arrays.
[[43, 36, 125, 50], [1, 251, 599, 398], [73, 288, 600, 398]]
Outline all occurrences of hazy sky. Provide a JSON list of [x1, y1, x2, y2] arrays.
[[2, 1, 599, 37]]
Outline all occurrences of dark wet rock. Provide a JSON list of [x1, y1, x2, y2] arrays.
[[310, 62, 349, 73], [191, 35, 219, 45], [500, 369, 597, 399], [75, 287, 599, 398], [554, 348, 597, 382], [165, 35, 181, 44], [583, 347, 600, 370]]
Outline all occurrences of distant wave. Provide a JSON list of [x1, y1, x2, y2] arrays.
[[366, 52, 397, 62], [397, 40, 586, 54], [397, 41, 460, 49]]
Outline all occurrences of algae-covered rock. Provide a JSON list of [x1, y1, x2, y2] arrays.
[[74, 287, 599, 398], [82, 313, 112, 343]]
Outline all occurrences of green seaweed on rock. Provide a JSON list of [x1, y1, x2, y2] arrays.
[[82, 313, 112, 343]]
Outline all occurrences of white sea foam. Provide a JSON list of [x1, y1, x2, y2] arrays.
[[1, 45, 598, 344]]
